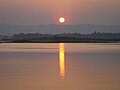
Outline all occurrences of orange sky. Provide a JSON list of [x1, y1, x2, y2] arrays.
[[0, 0, 120, 25]]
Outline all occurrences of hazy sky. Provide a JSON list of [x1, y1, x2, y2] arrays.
[[0, 0, 120, 25]]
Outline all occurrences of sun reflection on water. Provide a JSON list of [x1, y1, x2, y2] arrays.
[[59, 43, 65, 79]]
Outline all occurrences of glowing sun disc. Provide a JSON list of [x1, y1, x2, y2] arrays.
[[59, 17, 65, 23]]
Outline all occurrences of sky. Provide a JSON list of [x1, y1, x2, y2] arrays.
[[0, 0, 120, 25]]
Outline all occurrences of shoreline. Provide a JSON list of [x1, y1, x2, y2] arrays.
[[0, 40, 120, 43]]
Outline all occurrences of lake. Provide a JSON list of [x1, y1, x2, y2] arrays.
[[0, 43, 120, 90]]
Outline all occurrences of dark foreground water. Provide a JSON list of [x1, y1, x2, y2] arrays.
[[0, 43, 120, 90]]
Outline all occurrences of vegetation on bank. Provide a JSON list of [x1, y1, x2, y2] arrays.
[[0, 32, 120, 43]]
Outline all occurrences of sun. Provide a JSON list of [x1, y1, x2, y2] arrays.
[[59, 17, 65, 24]]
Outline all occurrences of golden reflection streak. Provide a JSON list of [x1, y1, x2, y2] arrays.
[[59, 43, 65, 78]]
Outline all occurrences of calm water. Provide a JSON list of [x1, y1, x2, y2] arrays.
[[0, 43, 120, 90]]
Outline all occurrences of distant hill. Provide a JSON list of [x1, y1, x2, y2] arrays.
[[0, 23, 120, 35]]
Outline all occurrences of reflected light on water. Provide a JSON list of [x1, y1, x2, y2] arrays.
[[59, 43, 65, 78]]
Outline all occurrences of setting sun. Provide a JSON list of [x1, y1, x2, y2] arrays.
[[59, 17, 65, 24]]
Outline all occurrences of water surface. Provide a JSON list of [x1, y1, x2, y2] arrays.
[[0, 43, 120, 90]]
